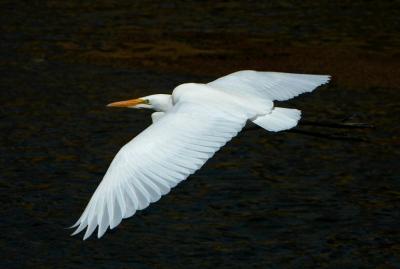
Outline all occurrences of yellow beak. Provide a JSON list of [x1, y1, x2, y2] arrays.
[[106, 98, 147, 107]]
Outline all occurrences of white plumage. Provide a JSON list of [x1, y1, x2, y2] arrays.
[[71, 70, 330, 239]]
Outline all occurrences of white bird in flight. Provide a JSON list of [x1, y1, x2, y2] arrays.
[[71, 70, 330, 239]]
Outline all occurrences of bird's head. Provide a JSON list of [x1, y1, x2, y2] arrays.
[[107, 94, 172, 112]]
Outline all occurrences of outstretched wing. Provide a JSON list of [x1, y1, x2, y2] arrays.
[[208, 70, 330, 102], [71, 98, 253, 239]]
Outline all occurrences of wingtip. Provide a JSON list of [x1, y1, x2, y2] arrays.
[[71, 229, 81, 237], [83, 228, 99, 240], [316, 74, 331, 86], [97, 231, 105, 239], [68, 224, 79, 229], [70, 222, 87, 237], [68, 218, 81, 229], [70, 229, 90, 241]]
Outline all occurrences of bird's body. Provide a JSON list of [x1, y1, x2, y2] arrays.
[[72, 70, 330, 239]]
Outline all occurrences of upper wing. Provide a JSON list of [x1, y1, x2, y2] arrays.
[[208, 70, 330, 102], [71, 100, 252, 239]]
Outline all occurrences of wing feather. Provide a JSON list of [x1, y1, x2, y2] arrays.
[[208, 70, 330, 101], [72, 96, 254, 239]]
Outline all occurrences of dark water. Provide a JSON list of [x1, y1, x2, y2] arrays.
[[1, 1, 400, 268]]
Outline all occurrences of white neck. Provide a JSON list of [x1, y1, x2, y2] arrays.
[[147, 94, 173, 112]]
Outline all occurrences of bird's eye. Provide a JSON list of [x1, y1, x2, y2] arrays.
[[143, 99, 150, 104]]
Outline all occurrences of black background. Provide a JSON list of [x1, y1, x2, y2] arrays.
[[1, 1, 399, 268]]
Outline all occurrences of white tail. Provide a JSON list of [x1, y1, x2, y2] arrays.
[[252, 107, 301, 132]]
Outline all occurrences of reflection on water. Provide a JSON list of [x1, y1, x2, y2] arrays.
[[1, 1, 399, 268]]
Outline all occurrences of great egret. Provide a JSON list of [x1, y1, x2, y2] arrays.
[[71, 70, 330, 239]]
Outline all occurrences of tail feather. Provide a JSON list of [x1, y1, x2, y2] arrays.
[[252, 107, 301, 132]]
